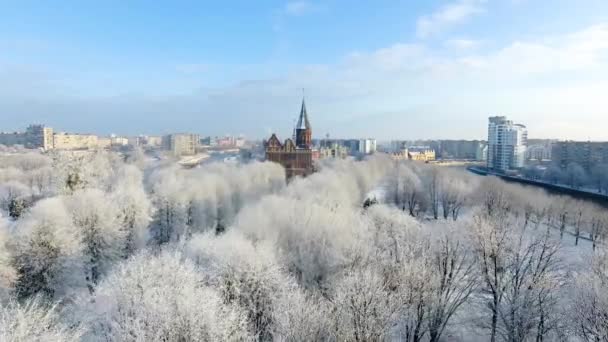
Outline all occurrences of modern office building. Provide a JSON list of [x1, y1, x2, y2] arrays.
[[487, 116, 528, 172]]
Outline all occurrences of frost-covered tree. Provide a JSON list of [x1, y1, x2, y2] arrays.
[[0, 298, 83, 342], [572, 250, 608, 341], [333, 267, 399, 342], [64, 189, 125, 292], [235, 195, 369, 292], [470, 214, 511, 342], [0, 215, 16, 299], [10, 198, 83, 300], [187, 231, 293, 341], [426, 233, 478, 342], [438, 171, 471, 221], [387, 162, 426, 217], [110, 165, 152, 257], [0, 180, 31, 220], [589, 210, 608, 251], [277, 291, 334, 341], [77, 251, 251, 341]]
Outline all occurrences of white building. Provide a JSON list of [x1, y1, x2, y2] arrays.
[[358, 138, 377, 155], [487, 116, 528, 172]]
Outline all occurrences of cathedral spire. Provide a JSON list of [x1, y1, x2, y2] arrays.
[[296, 97, 311, 130]]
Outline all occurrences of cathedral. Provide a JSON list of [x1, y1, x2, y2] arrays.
[[264, 98, 314, 178]]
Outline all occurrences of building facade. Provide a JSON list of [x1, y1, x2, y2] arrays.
[[53, 133, 99, 150], [162, 133, 199, 156], [319, 143, 349, 159], [265, 98, 314, 178], [487, 116, 528, 172], [551, 141, 608, 171], [358, 138, 377, 155], [408, 146, 436, 162], [0, 124, 54, 150]]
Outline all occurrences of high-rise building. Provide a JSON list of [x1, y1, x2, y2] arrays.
[[487, 116, 528, 172], [162, 133, 199, 156], [358, 138, 377, 155], [25, 124, 54, 150], [0, 124, 54, 150], [265, 97, 314, 178]]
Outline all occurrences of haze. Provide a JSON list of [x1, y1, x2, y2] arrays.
[[1, 0, 608, 140]]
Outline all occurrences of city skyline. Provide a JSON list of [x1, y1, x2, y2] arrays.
[[1, 1, 608, 140]]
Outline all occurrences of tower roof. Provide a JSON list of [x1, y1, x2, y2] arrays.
[[296, 97, 311, 130]]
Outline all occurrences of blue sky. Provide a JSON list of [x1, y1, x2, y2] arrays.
[[1, 0, 608, 140]]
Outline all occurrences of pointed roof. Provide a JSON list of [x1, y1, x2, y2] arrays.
[[296, 97, 311, 130]]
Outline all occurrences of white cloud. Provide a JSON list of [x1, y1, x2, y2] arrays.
[[463, 23, 608, 74], [416, 0, 486, 38], [2, 23, 608, 140], [445, 38, 481, 49]]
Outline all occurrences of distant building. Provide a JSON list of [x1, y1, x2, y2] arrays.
[[97, 137, 112, 149], [358, 139, 377, 155], [319, 143, 348, 159], [476, 143, 488, 162], [111, 136, 129, 147], [264, 98, 314, 178], [162, 133, 199, 156], [26, 124, 54, 150], [0, 131, 27, 147], [143, 135, 163, 147], [53, 133, 99, 150], [390, 150, 409, 161], [0, 124, 54, 150], [408, 146, 436, 162], [551, 141, 608, 171], [487, 116, 528, 172], [526, 143, 552, 162]]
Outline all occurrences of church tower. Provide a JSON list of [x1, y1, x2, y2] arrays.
[[295, 97, 312, 148]]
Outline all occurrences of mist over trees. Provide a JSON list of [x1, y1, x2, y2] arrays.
[[1, 149, 608, 341]]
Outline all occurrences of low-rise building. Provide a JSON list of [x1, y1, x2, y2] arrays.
[[53, 133, 99, 150], [319, 143, 348, 159], [97, 137, 112, 149], [408, 147, 436, 162]]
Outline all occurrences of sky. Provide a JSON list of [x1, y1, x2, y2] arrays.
[[1, 0, 608, 140]]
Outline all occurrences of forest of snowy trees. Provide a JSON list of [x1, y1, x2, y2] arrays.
[[1, 147, 608, 341]]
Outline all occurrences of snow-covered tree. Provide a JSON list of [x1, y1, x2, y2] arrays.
[[110, 165, 152, 257], [0, 215, 16, 299], [77, 251, 251, 341], [187, 231, 293, 341], [10, 198, 83, 300], [0, 298, 83, 342], [333, 267, 399, 342], [235, 195, 369, 292], [571, 249, 608, 341], [64, 189, 125, 292]]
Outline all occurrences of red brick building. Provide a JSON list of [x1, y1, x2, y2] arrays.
[[265, 98, 314, 178]]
